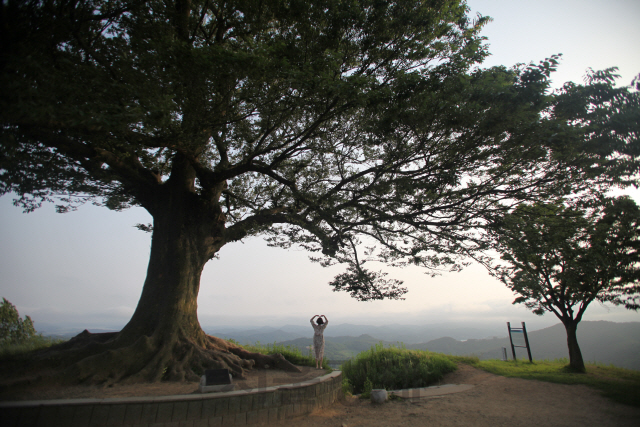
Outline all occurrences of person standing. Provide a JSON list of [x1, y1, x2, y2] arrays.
[[310, 315, 328, 369]]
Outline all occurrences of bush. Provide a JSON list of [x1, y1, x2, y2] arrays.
[[341, 343, 457, 394], [0, 298, 66, 360], [0, 298, 37, 344]]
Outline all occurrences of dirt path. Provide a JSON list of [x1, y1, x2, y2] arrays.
[[271, 365, 640, 427]]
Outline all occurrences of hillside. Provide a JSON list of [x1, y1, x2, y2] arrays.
[[270, 321, 639, 370], [46, 321, 639, 370], [276, 334, 400, 363], [203, 326, 305, 344], [408, 321, 640, 370], [203, 322, 510, 345]]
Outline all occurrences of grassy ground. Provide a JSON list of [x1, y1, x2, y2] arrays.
[[4, 336, 638, 408], [240, 340, 332, 371], [450, 356, 640, 408], [337, 345, 640, 408], [0, 335, 65, 360]]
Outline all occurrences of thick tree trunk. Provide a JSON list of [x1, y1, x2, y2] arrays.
[[119, 206, 211, 346], [563, 320, 586, 373], [22, 192, 300, 386]]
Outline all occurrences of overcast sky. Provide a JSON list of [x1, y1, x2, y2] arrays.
[[1, 0, 639, 334]]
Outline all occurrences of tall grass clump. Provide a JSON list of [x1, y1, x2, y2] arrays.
[[242, 341, 332, 371], [0, 335, 66, 360], [341, 343, 456, 394]]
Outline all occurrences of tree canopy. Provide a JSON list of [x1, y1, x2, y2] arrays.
[[490, 197, 640, 371], [0, 0, 639, 383]]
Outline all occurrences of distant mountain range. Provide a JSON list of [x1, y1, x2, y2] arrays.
[[45, 321, 639, 371], [422, 320, 640, 370], [204, 322, 509, 345], [269, 321, 640, 370]]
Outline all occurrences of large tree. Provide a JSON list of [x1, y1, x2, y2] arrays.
[[490, 197, 640, 372], [1, 0, 638, 384]]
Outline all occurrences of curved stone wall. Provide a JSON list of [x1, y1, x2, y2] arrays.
[[0, 370, 342, 426]]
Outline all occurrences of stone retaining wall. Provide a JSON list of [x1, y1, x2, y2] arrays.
[[0, 371, 342, 426]]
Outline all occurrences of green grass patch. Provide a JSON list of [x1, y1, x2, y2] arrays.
[[465, 358, 640, 408], [0, 335, 66, 360], [241, 341, 332, 371], [341, 343, 457, 396], [446, 354, 480, 365]]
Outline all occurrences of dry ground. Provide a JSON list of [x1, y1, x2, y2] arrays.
[[2, 364, 639, 426], [273, 364, 640, 427]]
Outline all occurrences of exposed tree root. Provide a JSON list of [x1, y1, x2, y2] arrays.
[[1, 329, 301, 388]]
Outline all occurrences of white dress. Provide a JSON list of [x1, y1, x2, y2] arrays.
[[311, 319, 328, 361]]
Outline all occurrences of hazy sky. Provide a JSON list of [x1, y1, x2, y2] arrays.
[[1, 0, 640, 333]]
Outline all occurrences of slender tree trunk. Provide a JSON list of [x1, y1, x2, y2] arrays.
[[563, 320, 586, 373]]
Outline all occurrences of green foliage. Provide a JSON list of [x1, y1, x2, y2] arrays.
[[360, 377, 374, 399], [341, 343, 457, 394], [470, 359, 640, 408], [2, 1, 638, 304], [493, 197, 640, 317], [0, 298, 37, 345], [491, 197, 640, 371], [0, 298, 65, 361], [243, 341, 332, 371], [224, 337, 241, 346], [342, 377, 354, 397]]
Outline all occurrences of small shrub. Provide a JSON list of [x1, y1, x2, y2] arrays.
[[341, 343, 457, 394], [342, 377, 354, 396], [360, 377, 373, 399]]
